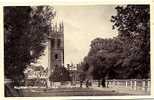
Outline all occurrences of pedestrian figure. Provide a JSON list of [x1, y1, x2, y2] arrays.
[[101, 78, 106, 87], [106, 81, 109, 88], [80, 80, 83, 88], [89, 80, 92, 86], [86, 80, 89, 88], [98, 80, 101, 87]]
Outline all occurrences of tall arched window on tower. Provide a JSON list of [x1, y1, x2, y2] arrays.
[[57, 39, 61, 48], [51, 38, 55, 48], [55, 54, 58, 60]]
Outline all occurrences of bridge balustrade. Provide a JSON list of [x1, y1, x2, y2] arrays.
[[106, 79, 150, 92]]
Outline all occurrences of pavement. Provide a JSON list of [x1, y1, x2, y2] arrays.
[[91, 85, 150, 95], [13, 83, 150, 96], [63, 83, 150, 95], [21, 87, 128, 96], [61, 83, 150, 95]]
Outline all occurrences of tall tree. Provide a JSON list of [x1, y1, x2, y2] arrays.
[[111, 5, 150, 78], [49, 67, 70, 82], [81, 37, 123, 87], [4, 6, 55, 83]]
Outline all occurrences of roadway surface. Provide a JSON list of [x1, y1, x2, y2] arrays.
[[21, 87, 129, 96]]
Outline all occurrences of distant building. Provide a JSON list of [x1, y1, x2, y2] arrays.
[[24, 65, 47, 79], [24, 64, 48, 86], [69, 70, 80, 82], [67, 64, 80, 82]]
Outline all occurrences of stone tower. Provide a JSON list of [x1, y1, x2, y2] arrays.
[[47, 22, 64, 87]]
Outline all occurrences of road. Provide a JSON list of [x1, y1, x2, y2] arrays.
[[21, 87, 128, 96]]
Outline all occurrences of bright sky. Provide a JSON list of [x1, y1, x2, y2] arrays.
[[38, 5, 118, 68]]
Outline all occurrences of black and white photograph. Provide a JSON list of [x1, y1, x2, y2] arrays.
[[4, 5, 151, 97]]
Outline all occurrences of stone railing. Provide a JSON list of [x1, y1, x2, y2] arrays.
[[106, 79, 150, 92]]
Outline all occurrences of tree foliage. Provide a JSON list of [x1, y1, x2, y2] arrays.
[[79, 5, 150, 80], [4, 6, 55, 81], [111, 5, 150, 78], [49, 67, 70, 82], [87, 38, 123, 79]]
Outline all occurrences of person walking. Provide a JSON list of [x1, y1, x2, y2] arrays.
[[86, 80, 89, 88]]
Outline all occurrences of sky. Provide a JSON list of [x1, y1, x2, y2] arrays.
[[37, 5, 118, 68]]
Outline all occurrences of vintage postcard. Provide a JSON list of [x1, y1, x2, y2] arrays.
[[0, 0, 154, 99]]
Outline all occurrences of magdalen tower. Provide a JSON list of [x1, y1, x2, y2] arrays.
[[47, 22, 64, 87]]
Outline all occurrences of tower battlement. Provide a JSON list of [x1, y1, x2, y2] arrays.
[[50, 22, 64, 34]]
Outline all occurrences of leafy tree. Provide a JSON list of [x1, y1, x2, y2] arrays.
[[49, 67, 70, 82], [4, 6, 55, 84], [111, 5, 150, 78], [80, 5, 150, 82], [81, 38, 123, 87]]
